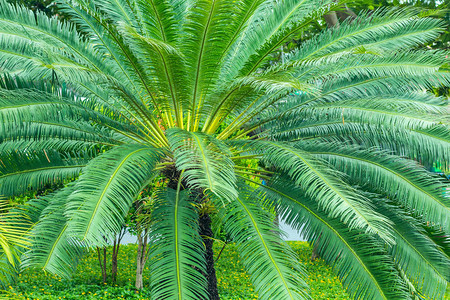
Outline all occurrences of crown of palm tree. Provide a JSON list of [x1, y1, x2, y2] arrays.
[[0, 0, 449, 299]]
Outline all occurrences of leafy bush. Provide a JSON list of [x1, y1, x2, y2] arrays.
[[9, 242, 354, 300]]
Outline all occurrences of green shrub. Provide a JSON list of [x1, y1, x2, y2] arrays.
[[10, 242, 449, 299]]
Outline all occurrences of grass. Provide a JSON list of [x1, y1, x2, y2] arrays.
[[7, 241, 449, 299]]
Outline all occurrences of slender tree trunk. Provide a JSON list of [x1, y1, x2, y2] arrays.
[[214, 242, 227, 263], [135, 230, 149, 290], [97, 246, 107, 283], [135, 235, 144, 290], [311, 233, 322, 262], [112, 240, 118, 284], [199, 212, 219, 300], [111, 240, 119, 284], [111, 228, 126, 284]]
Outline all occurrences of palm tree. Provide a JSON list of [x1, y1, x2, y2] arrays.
[[0, 0, 449, 299]]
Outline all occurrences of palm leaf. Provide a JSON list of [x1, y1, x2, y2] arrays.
[[167, 128, 237, 202], [214, 184, 309, 300], [375, 200, 449, 299], [22, 185, 85, 278], [288, 8, 444, 62], [0, 150, 87, 197], [65, 144, 160, 245], [0, 198, 30, 288], [234, 140, 393, 242], [303, 142, 450, 232], [149, 187, 208, 300], [260, 178, 409, 300]]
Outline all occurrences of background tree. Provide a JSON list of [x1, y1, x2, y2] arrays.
[[0, 0, 449, 299]]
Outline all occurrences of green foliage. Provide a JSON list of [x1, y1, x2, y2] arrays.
[[148, 188, 208, 300], [0, 0, 449, 298], [0, 199, 29, 289], [7, 242, 357, 300], [215, 185, 308, 300]]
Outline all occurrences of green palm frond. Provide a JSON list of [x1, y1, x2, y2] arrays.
[[301, 141, 450, 231], [134, 0, 185, 43], [0, 150, 87, 197], [293, 51, 449, 84], [0, 199, 29, 265], [94, 0, 138, 28], [0, 0, 110, 74], [22, 186, 84, 278], [0, 255, 17, 289], [286, 75, 445, 111], [310, 95, 447, 122], [261, 178, 409, 300], [222, 0, 333, 80], [287, 7, 444, 62], [215, 184, 309, 300], [65, 144, 160, 245], [168, 128, 237, 202], [119, 22, 187, 124], [0, 198, 30, 288], [149, 187, 208, 300], [0, 86, 133, 139], [320, 124, 450, 171], [375, 200, 449, 299], [235, 140, 393, 242]]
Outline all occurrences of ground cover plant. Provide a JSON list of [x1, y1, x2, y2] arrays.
[[10, 242, 353, 299], [0, 0, 449, 299]]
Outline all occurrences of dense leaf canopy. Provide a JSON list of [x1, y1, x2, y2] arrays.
[[0, 0, 449, 299]]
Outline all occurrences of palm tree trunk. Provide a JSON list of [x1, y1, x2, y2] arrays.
[[199, 212, 220, 300], [112, 239, 118, 284]]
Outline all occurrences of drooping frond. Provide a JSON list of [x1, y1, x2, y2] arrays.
[[214, 184, 309, 300], [300, 141, 450, 232], [21, 186, 85, 278], [260, 178, 409, 300], [0, 0, 112, 76], [0, 256, 16, 289], [65, 144, 160, 245], [149, 187, 208, 300], [319, 124, 450, 171], [167, 128, 237, 202], [0, 86, 135, 142], [374, 200, 449, 299], [293, 51, 449, 85], [0, 198, 30, 288], [0, 199, 29, 265], [233, 140, 393, 242], [0, 150, 87, 197]]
